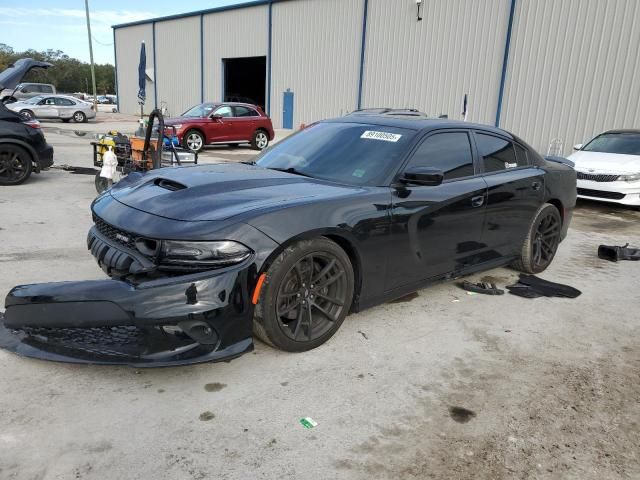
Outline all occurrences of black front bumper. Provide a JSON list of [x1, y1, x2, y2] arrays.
[[0, 262, 255, 367]]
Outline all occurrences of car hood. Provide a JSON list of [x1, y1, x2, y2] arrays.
[[568, 150, 640, 174], [109, 163, 362, 221], [165, 116, 201, 125], [5, 101, 30, 111]]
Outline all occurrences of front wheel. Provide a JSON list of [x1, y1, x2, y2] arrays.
[[253, 238, 354, 352], [251, 130, 269, 150], [73, 111, 87, 123], [184, 130, 205, 152], [0, 145, 33, 185], [19, 109, 34, 121], [512, 203, 562, 274]]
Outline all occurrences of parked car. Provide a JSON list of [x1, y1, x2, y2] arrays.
[[0, 102, 54, 185], [0, 58, 53, 104], [0, 116, 575, 365], [1, 82, 56, 103], [568, 130, 640, 206], [165, 102, 274, 152], [6, 94, 96, 123]]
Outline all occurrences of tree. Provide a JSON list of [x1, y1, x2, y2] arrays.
[[0, 43, 115, 94]]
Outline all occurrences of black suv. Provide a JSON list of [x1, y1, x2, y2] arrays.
[[0, 102, 53, 185]]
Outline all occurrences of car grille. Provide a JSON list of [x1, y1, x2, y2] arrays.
[[577, 188, 625, 200], [576, 172, 620, 182], [93, 216, 137, 250]]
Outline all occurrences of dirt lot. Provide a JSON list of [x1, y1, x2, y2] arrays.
[[0, 115, 639, 480]]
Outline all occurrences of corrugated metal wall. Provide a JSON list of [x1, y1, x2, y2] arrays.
[[270, 0, 362, 128], [362, 0, 512, 124], [114, 24, 154, 115], [501, 0, 640, 155], [155, 17, 201, 117], [203, 6, 269, 103]]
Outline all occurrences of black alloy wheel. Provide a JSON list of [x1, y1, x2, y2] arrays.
[[0, 145, 32, 185], [512, 203, 562, 273], [253, 238, 354, 351]]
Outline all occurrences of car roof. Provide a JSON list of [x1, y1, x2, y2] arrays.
[[601, 129, 640, 135], [324, 115, 513, 137]]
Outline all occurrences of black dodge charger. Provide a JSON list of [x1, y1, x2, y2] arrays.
[[0, 116, 576, 366]]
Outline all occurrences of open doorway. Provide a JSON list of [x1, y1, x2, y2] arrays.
[[223, 56, 266, 111]]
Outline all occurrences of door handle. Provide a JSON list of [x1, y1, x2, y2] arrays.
[[532, 181, 541, 191], [471, 195, 485, 208]]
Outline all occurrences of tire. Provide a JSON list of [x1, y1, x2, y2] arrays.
[[73, 111, 87, 123], [251, 129, 269, 150], [183, 129, 205, 152], [511, 203, 562, 274], [19, 109, 34, 121], [253, 237, 354, 352], [0, 144, 33, 185]]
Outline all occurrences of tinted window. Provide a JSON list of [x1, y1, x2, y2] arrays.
[[41, 85, 53, 93], [55, 98, 75, 106], [43, 98, 56, 105], [582, 133, 640, 156], [234, 106, 259, 117], [406, 132, 474, 180], [476, 133, 518, 173], [215, 106, 233, 117], [256, 122, 415, 186], [514, 143, 529, 166]]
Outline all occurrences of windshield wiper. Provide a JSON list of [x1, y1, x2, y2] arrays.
[[266, 167, 314, 178]]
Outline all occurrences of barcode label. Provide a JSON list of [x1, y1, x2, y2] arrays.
[[360, 131, 402, 142]]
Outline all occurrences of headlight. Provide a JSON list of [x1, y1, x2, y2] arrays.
[[171, 124, 183, 129], [160, 240, 251, 267], [619, 173, 640, 182]]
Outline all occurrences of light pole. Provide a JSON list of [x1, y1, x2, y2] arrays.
[[84, 0, 98, 113]]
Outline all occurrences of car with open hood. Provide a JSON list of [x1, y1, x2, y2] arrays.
[[0, 116, 576, 366]]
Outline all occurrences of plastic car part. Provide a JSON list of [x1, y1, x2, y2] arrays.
[[598, 244, 640, 262], [506, 274, 581, 299], [460, 280, 504, 295]]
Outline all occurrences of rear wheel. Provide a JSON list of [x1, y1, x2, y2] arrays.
[[73, 111, 87, 123], [512, 203, 562, 273], [19, 109, 34, 121], [251, 130, 269, 150], [0, 145, 33, 185], [184, 130, 205, 152], [253, 238, 354, 352]]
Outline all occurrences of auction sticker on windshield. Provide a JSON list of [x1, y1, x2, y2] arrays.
[[360, 130, 403, 142]]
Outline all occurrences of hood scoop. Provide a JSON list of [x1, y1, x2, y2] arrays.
[[154, 178, 187, 191]]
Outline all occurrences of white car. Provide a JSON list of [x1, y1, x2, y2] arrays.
[[568, 130, 640, 206], [6, 94, 96, 123]]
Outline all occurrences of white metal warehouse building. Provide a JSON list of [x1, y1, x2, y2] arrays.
[[113, 0, 640, 155]]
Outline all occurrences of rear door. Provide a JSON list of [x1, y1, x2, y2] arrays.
[[473, 132, 544, 257], [387, 130, 488, 289], [54, 97, 76, 119], [231, 106, 259, 140]]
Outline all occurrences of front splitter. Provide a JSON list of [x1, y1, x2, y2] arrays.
[[0, 313, 253, 368]]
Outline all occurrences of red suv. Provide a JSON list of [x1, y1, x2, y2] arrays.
[[165, 102, 274, 152]]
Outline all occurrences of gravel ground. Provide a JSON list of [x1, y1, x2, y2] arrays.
[[0, 115, 639, 480]]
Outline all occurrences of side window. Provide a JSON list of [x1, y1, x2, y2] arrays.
[[514, 143, 529, 167], [214, 106, 233, 117], [234, 106, 259, 117], [406, 132, 475, 181], [42, 85, 53, 93], [44, 98, 56, 105], [54, 98, 75, 106], [475, 133, 518, 173]]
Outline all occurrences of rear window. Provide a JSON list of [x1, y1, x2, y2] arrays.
[[583, 133, 640, 156], [475, 133, 519, 173], [256, 122, 415, 186]]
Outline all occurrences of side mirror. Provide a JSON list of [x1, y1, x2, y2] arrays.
[[210, 114, 223, 120], [400, 167, 444, 186], [573, 143, 583, 151]]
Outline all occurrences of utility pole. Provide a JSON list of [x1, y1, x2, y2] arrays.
[[84, 0, 98, 112]]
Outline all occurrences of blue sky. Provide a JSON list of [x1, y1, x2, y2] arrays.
[[0, 0, 246, 64]]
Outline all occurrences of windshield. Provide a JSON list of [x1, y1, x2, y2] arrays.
[[181, 103, 216, 118], [255, 122, 415, 185], [24, 96, 44, 105], [583, 133, 640, 156]]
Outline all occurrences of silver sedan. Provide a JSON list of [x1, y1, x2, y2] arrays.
[[6, 95, 96, 123]]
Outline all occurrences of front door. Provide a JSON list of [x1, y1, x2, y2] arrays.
[[204, 105, 234, 142], [387, 130, 487, 290], [472, 132, 545, 257]]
